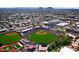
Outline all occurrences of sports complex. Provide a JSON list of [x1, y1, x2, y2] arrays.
[[0, 27, 71, 52], [0, 27, 59, 45], [24, 27, 59, 44]]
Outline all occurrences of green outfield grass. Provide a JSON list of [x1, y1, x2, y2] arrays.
[[27, 30, 58, 44], [0, 32, 21, 45]]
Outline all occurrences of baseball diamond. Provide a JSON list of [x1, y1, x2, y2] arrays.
[[0, 32, 22, 45], [27, 29, 58, 44]]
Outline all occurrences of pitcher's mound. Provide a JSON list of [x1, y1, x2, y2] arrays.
[[36, 30, 48, 35], [6, 33, 10, 36]]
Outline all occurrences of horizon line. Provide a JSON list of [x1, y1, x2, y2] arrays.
[[0, 7, 79, 9]]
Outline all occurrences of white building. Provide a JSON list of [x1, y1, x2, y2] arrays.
[[56, 22, 69, 27]]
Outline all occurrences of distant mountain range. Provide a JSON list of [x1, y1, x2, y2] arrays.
[[0, 7, 79, 14]]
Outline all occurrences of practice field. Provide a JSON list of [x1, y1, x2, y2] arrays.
[[27, 30, 58, 44], [0, 32, 21, 45]]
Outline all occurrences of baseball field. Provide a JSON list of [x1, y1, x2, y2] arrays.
[[27, 30, 58, 44], [0, 32, 21, 45]]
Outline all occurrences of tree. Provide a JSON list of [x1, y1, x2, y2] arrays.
[[0, 43, 2, 47], [47, 35, 72, 52], [61, 37, 71, 46]]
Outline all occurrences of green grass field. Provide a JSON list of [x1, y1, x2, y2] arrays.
[[27, 30, 58, 44], [0, 32, 21, 45]]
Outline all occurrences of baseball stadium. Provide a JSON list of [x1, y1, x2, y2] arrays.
[[26, 27, 59, 44], [0, 31, 22, 52], [0, 32, 21, 45]]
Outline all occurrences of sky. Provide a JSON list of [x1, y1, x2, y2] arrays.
[[0, 0, 79, 8]]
